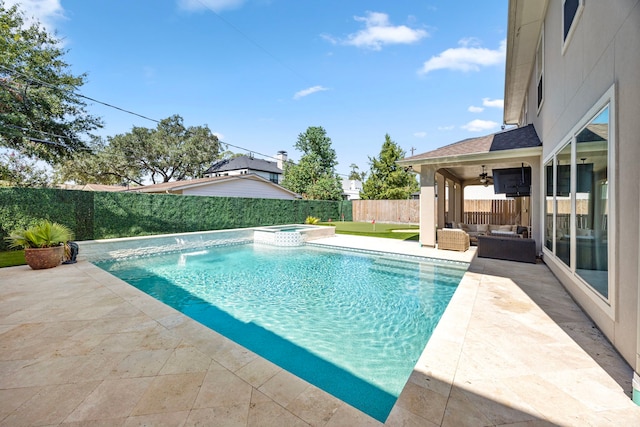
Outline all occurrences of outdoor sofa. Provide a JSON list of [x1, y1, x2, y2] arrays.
[[477, 235, 537, 263], [455, 222, 528, 244]]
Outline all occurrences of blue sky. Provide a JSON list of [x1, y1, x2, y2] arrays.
[[10, 0, 508, 178]]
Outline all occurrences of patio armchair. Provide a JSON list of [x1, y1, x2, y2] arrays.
[[437, 228, 470, 252]]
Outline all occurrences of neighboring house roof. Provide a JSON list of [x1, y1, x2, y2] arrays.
[[204, 156, 282, 175], [82, 184, 129, 192], [58, 184, 128, 192], [127, 174, 300, 198], [400, 124, 542, 163]]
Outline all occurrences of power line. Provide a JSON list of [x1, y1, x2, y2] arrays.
[[3, 124, 76, 142], [0, 124, 83, 150], [194, 0, 312, 86], [0, 65, 161, 123], [2, 65, 352, 177]]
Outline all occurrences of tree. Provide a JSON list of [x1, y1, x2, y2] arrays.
[[0, 3, 102, 164], [55, 115, 223, 185], [53, 136, 142, 185], [348, 163, 366, 181], [281, 126, 343, 200], [361, 134, 419, 199], [0, 151, 52, 187]]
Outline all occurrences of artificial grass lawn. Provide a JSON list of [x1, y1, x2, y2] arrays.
[[0, 250, 26, 268], [318, 221, 419, 241]]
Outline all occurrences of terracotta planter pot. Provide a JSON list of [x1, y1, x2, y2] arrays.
[[24, 246, 64, 270]]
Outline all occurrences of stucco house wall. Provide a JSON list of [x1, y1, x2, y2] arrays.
[[129, 175, 300, 200], [521, 1, 640, 372], [180, 177, 297, 200]]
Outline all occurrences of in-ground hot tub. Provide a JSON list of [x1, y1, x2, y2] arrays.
[[253, 224, 334, 247]]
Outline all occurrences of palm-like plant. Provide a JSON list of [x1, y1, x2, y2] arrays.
[[305, 216, 320, 225], [6, 220, 74, 249]]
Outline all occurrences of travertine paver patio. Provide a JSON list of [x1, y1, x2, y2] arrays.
[[1, 234, 639, 426]]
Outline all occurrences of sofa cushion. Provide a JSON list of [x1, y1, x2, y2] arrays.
[[458, 222, 470, 231], [476, 224, 488, 233]]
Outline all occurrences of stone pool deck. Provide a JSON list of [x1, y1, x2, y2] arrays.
[[1, 234, 639, 426]]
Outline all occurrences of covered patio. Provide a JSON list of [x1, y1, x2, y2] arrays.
[[397, 124, 543, 253]]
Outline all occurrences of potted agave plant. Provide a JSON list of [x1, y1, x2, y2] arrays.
[[6, 220, 74, 270]]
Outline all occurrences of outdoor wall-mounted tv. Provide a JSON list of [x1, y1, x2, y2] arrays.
[[492, 166, 531, 197]]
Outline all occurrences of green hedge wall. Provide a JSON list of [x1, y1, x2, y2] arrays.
[[0, 188, 94, 249], [0, 188, 352, 251]]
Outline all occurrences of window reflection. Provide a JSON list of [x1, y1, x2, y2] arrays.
[[544, 105, 609, 300], [544, 159, 553, 251], [555, 143, 572, 267], [575, 107, 609, 298]]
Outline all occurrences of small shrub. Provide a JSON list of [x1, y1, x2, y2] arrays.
[[6, 220, 74, 249], [305, 216, 320, 225]]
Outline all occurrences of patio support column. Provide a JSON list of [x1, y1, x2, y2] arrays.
[[419, 166, 437, 247], [437, 173, 446, 230], [456, 183, 464, 223], [447, 180, 456, 224], [448, 181, 462, 224]]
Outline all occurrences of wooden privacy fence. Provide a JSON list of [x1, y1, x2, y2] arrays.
[[462, 199, 521, 225], [352, 200, 420, 223], [352, 199, 523, 225]]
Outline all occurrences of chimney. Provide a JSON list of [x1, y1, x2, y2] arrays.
[[276, 150, 287, 170]]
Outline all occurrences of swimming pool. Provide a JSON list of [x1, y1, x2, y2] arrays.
[[95, 242, 467, 421]]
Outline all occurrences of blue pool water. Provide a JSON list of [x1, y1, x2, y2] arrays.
[[95, 243, 467, 421]]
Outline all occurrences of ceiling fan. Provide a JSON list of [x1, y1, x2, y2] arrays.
[[479, 165, 493, 187]]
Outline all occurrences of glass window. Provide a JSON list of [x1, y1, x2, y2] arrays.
[[563, 0, 583, 43], [536, 28, 544, 111], [544, 159, 554, 251], [556, 143, 572, 267], [575, 106, 609, 298]]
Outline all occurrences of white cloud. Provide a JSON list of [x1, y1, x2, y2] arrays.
[[438, 125, 455, 131], [482, 97, 504, 108], [178, 0, 245, 12], [293, 85, 329, 100], [4, 0, 65, 30], [461, 119, 499, 132], [468, 106, 484, 113], [413, 132, 427, 138], [419, 39, 506, 74], [330, 11, 428, 51], [213, 132, 225, 141], [458, 37, 482, 47]]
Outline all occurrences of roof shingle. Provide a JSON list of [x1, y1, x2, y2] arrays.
[[403, 124, 541, 161], [204, 156, 282, 175]]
